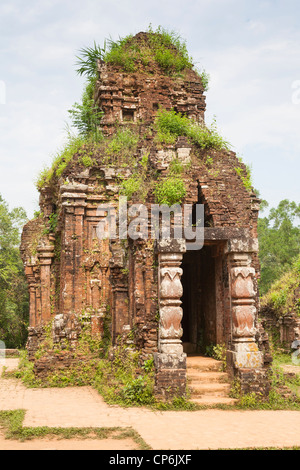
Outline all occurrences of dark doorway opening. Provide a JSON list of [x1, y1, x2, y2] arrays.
[[122, 108, 135, 121], [181, 245, 218, 354]]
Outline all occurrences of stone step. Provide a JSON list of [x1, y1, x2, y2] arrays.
[[189, 382, 231, 397], [186, 355, 222, 372], [186, 355, 234, 405], [190, 396, 237, 406], [187, 371, 228, 383]]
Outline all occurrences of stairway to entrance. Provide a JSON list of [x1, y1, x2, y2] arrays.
[[186, 355, 237, 406]]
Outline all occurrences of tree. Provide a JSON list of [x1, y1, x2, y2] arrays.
[[258, 199, 300, 295], [0, 195, 28, 348]]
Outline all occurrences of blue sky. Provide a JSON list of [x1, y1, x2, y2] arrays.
[[1, 0, 300, 219]]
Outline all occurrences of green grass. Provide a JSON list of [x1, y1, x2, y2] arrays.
[[0, 409, 151, 448], [75, 26, 210, 82], [104, 127, 139, 161], [261, 254, 300, 318], [35, 133, 87, 188], [155, 108, 231, 150], [154, 176, 186, 206], [103, 25, 194, 75], [68, 77, 103, 139], [35, 126, 140, 190], [234, 162, 253, 193]]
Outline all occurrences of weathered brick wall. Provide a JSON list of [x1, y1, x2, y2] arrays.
[[21, 33, 264, 397], [260, 306, 300, 349], [237, 368, 271, 397], [21, 149, 260, 359], [95, 42, 206, 136]]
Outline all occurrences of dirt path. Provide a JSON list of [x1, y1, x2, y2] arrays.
[[0, 432, 138, 450], [1, 359, 300, 450]]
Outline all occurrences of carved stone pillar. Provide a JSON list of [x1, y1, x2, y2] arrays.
[[25, 265, 37, 327], [38, 244, 55, 324], [154, 239, 187, 399], [158, 252, 184, 355], [60, 183, 87, 315], [227, 251, 263, 370], [109, 241, 129, 342]]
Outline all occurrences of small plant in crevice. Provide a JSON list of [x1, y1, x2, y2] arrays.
[[234, 163, 253, 193], [205, 343, 227, 371], [47, 212, 58, 234], [104, 127, 140, 165], [199, 69, 210, 92], [119, 151, 151, 201]]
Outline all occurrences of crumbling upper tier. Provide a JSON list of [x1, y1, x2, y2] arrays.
[[94, 32, 206, 135]]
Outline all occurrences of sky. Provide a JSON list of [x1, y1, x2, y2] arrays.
[[1, 0, 300, 220]]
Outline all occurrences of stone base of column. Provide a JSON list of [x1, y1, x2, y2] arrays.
[[153, 352, 187, 400], [227, 342, 271, 397], [236, 368, 272, 397], [227, 341, 263, 370]]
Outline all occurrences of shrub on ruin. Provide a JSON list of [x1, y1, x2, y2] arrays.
[[155, 108, 230, 150], [154, 176, 186, 206]]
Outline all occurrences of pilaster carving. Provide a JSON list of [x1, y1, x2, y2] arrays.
[[227, 251, 263, 369], [37, 244, 55, 323], [154, 239, 187, 398], [156, 240, 186, 355]]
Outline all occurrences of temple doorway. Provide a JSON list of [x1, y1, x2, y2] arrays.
[[181, 243, 227, 354]]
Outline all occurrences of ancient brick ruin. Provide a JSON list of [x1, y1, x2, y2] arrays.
[[21, 32, 271, 398]]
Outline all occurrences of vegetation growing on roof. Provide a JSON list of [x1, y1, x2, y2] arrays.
[[104, 25, 193, 75], [104, 128, 139, 162], [120, 152, 150, 201], [234, 160, 253, 193], [75, 25, 196, 77], [154, 176, 186, 206], [155, 108, 231, 150], [35, 125, 141, 190], [35, 133, 87, 188], [35, 27, 213, 191], [75, 41, 106, 78], [68, 77, 103, 140], [74, 25, 211, 88]]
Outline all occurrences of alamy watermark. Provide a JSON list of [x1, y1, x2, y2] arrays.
[[0, 81, 6, 104], [0, 341, 5, 367], [96, 196, 204, 251], [291, 80, 300, 105], [291, 339, 300, 365]]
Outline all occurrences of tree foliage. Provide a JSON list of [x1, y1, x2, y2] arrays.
[[0, 195, 28, 348], [258, 199, 300, 295]]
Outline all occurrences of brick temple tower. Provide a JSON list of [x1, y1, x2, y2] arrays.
[[21, 31, 270, 398]]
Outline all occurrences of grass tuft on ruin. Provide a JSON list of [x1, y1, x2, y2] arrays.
[[260, 254, 300, 318]]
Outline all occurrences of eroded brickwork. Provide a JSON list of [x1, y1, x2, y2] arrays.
[[21, 32, 269, 397]]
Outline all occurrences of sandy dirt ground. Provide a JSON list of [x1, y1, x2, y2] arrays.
[[1, 358, 300, 450]]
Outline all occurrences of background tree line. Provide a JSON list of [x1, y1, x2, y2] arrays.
[[0, 193, 299, 348], [0, 194, 28, 348], [258, 199, 300, 295]]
